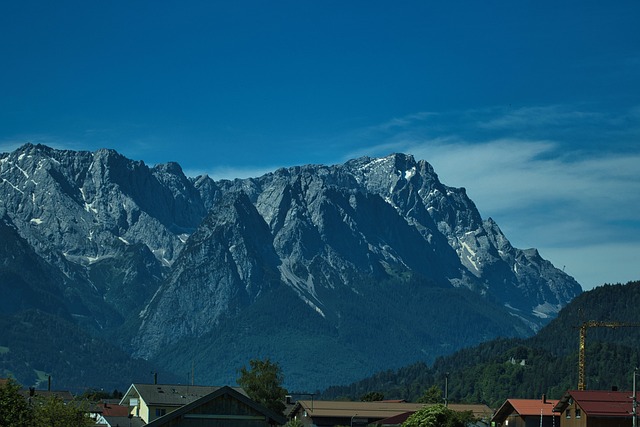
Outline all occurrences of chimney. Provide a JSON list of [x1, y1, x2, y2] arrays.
[[612, 385, 618, 391], [542, 394, 547, 404], [48, 375, 51, 391]]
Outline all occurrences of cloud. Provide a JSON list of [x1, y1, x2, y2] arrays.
[[477, 105, 604, 131], [414, 140, 640, 290], [423, 139, 639, 231]]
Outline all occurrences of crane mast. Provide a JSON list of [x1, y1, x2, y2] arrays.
[[578, 320, 640, 391]]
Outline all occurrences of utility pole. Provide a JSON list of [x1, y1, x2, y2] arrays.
[[444, 372, 449, 407], [633, 367, 638, 427]]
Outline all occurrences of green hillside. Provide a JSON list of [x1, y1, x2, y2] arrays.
[[0, 310, 178, 392], [320, 280, 640, 408]]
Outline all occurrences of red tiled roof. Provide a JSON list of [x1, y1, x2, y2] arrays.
[[98, 402, 130, 417], [508, 399, 559, 416], [568, 390, 633, 417]]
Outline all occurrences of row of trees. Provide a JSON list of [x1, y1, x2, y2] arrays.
[[0, 378, 92, 427]]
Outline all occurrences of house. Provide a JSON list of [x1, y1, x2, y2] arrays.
[[93, 401, 146, 427], [553, 389, 636, 427], [289, 400, 492, 427], [119, 383, 247, 424], [289, 400, 424, 427], [491, 395, 560, 427], [143, 385, 287, 427], [20, 387, 75, 404]]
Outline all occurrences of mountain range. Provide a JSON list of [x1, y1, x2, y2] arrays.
[[0, 143, 581, 391]]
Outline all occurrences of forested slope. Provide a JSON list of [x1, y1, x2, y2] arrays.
[[320, 281, 640, 408]]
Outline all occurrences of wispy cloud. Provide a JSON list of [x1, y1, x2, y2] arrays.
[[477, 105, 604, 131], [419, 139, 640, 238]]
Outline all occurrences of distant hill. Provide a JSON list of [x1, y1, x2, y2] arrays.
[[0, 309, 179, 393], [320, 280, 640, 408], [0, 144, 581, 391]]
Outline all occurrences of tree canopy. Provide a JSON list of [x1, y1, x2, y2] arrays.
[[0, 378, 32, 427], [361, 391, 384, 401], [416, 385, 442, 404], [0, 378, 91, 427], [237, 358, 288, 415], [31, 395, 92, 427], [402, 404, 475, 427]]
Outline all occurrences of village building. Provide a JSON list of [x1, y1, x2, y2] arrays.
[[491, 395, 560, 427], [119, 383, 247, 424], [93, 400, 146, 427], [142, 385, 286, 427], [118, 383, 286, 426], [553, 389, 636, 427], [20, 387, 75, 404], [288, 399, 492, 427]]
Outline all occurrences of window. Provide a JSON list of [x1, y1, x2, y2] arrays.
[[565, 409, 571, 418], [575, 408, 581, 418], [155, 408, 166, 417]]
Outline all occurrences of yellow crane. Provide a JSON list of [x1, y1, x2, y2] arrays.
[[578, 320, 640, 390]]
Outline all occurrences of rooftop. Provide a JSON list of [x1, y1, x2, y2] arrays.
[[555, 390, 635, 417], [292, 400, 492, 420], [493, 397, 559, 421], [120, 383, 247, 407]]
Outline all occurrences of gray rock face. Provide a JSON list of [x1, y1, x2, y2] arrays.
[[0, 144, 206, 330], [0, 144, 582, 389], [209, 154, 580, 318], [135, 191, 282, 357]]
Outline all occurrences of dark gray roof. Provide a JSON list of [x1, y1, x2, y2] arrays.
[[120, 383, 247, 407], [144, 386, 287, 427], [21, 389, 75, 403]]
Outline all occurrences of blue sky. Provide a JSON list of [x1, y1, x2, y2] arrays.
[[1, 1, 639, 290]]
